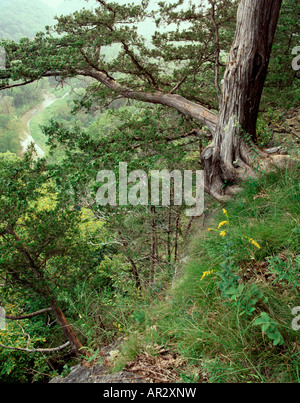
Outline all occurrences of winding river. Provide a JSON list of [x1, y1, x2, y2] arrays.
[[20, 90, 70, 157]]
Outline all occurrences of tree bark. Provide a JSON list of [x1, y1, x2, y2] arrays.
[[201, 0, 283, 199], [150, 206, 158, 279], [174, 214, 181, 264], [50, 300, 88, 357]]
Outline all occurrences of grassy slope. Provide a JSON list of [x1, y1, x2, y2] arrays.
[[113, 163, 300, 383]]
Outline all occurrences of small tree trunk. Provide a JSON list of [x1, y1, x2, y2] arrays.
[[201, 0, 283, 199], [174, 214, 181, 264], [50, 300, 89, 357], [117, 229, 141, 289], [167, 206, 172, 262], [150, 206, 158, 279]]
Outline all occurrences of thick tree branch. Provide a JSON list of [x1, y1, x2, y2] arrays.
[[1, 65, 217, 133], [85, 68, 218, 133]]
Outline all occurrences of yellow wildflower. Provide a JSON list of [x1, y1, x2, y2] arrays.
[[218, 221, 228, 229], [220, 231, 226, 237], [249, 238, 261, 249], [223, 209, 227, 215], [201, 270, 215, 280]]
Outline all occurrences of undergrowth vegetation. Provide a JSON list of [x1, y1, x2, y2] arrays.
[[112, 164, 300, 383]]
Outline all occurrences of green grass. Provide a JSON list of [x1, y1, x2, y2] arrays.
[[113, 164, 300, 383]]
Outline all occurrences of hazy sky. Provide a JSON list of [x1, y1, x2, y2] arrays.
[[41, 0, 63, 7], [40, 0, 97, 10]]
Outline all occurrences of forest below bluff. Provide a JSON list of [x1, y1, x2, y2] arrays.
[[0, 0, 299, 384]]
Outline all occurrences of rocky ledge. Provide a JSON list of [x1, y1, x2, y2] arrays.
[[49, 364, 145, 384]]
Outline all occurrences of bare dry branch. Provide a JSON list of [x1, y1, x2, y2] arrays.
[[0, 341, 70, 353], [5, 307, 53, 321]]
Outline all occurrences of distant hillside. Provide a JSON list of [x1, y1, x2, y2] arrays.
[[0, 0, 54, 40], [0, 0, 96, 41]]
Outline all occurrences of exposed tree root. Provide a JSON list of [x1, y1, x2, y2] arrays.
[[205, 151, 298, 202]]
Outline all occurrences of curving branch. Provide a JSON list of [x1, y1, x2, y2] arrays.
[[0, 341, 70, 353], [5, 307, 53, 321], [84, 68, 218, 133]]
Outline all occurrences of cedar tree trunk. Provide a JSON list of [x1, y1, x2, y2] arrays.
[[201, 0, 283, 199]]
